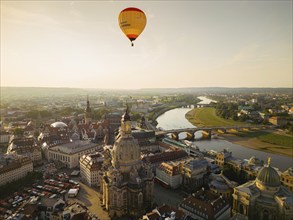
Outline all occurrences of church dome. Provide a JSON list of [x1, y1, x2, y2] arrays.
[[112, 136, 141, 173], [51, 122, 68, 128], [256, 164, 280, 187]]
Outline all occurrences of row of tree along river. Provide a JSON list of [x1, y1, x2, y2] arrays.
[[156, 96, 291, 171]]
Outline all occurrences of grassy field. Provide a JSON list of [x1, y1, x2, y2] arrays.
[[236, 131, 293, 148], [226, 133, 293, 157], [186, 107, 292, 156], [185, 107, 248, 127]]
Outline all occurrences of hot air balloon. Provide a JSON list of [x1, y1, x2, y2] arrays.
[[118, 7, 147, 46]]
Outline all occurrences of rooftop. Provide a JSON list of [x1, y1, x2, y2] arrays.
[[145, 204, 188, 220], [51, 122, 68, 128], [50, 140, 99, 155], [236, 181, 260, 195], [180, 190, 229, 219], [0, 154, 32, 174]]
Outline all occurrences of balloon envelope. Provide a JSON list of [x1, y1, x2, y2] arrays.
[[118, 7, 147, 46]]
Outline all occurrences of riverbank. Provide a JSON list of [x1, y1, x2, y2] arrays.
[[220, 133, 293, 157], [185, 107, 292, 157]]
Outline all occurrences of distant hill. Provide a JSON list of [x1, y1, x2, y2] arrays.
[[1, 86, 291, 99], [136, 87, 292, 95], [0, 87, 87, 99]]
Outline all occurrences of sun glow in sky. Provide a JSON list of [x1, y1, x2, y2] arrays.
[[1, 1, 292, 89]]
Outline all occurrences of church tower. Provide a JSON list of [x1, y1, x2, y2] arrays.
[[84, 95, 92, 124], [101, 106, 153, 219]]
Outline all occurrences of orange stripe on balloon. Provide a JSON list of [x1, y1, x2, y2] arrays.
[[121, 7, 144, 13], [127, 34, 138, 39]]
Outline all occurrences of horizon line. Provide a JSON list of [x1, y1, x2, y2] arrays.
[[1, 86, 292, 90]]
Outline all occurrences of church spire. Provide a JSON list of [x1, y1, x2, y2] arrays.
[[122, 104, 131, 122], [86, 95, 90, 109], [85, 95, 91, 113], [84, 95, 92, 124], [120, 105, 132, 135]]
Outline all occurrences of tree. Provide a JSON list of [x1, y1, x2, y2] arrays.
[[34, 130, 40, 138], [232, 114, 239, 121], [40, 110, 52, 118], [238, 114, 248, 122], [131, 112, 141, 121], [13, 128, 24, 136], [26, 110, 40, 119], [93, 108, 111, 120]]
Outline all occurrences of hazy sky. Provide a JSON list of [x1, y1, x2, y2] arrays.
[[1, 1, 292, 89]]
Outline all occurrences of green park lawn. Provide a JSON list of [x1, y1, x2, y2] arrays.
[[236, 131, 293, 148], [185, 107, 293, 150], [185, 107, 248, 127]]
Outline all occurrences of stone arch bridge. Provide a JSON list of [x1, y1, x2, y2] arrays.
[[155, 125, 273, 140]]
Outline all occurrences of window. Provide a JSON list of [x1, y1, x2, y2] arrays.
[[239, 204, 244, 214], [113, 193, 117, 207], [138, 193, 143, 205], [123, 191, 127, 205], [263, 210, 269, 220]]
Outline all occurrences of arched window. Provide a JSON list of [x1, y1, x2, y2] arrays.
[[138, 193, 143, 205], [122, 191, 127, 206], [239, 204, 244, 214], [113, 193, 117, 207], [263, 210, 269, 220]]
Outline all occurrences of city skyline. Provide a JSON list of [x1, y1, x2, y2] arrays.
[[1, 1, 292, 89]]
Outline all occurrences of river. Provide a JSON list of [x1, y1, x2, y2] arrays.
[[197, 96, 217, 105], [156, 97, 292, 171]]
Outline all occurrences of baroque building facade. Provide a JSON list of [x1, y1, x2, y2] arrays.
[[232, 159, 293, 220], [0, 154, 33, 186], [7, 134, 42, 166], [101, 107, 154, 218], [80, 152, 104, 186], [281, 167, 293, 191]]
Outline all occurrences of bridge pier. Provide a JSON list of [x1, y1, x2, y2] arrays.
[[191, 132, 195, 140], [207, 130, 212, 139], [171, 133, 179, 141], [186, 132, 193, 140], [202, 130, 212, 139], [217, 129, 227, 134]]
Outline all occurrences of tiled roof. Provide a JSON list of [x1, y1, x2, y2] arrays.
[[143, 150, 188, 164], [179, 190, 229, 219], [49, 140, 100, 155]]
